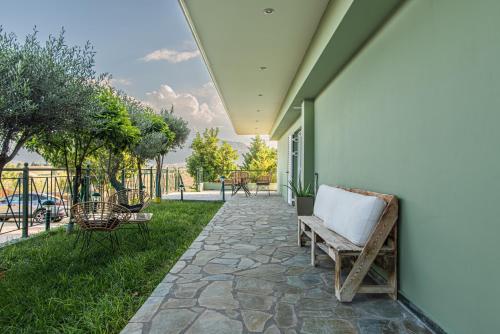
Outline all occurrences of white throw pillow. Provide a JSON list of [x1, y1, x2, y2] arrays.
[[322, 187, 387, 246]]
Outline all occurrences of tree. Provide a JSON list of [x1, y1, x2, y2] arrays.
[[248, 145, 277, 174], [28, 86, 140, 231], [217, 141, 238, 177], [186, 128, 239, 182], [159, 106, 190, 154], [0, 163, 21, 195], [241, 135, 267, 170], [0, 28, 98, 177], [128, 104, 174, 192], [90, 95, 177, 198], [242, 135, 277, 179], [186, 128, 220, 182], [154, 106, 190, 197], [87, 91, 141, 195], [89, 147, 136, 198]]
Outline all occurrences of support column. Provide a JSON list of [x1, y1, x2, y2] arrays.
[[301, 99, 315, 188]]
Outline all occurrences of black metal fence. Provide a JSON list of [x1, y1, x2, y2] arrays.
[[0, 165, 276, 237], [0, 164, 190, 238]]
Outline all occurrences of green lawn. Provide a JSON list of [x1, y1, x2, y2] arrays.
[[0, 200, 222, 334]]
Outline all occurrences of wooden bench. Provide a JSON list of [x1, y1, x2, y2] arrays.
[[298, 187, 398, 302]]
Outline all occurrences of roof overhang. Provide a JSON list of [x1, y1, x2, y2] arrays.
[[179, 0, 403, 139], [179, 0, 330, 135]]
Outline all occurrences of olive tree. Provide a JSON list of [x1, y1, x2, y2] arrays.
[[0, 28, 97, 177], [28, 87, 139, 230], [128, 104, 174, 192], [89, 92, 143, 194], [154, 106, 190, 196]]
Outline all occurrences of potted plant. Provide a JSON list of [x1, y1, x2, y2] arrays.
[[286, 180, 314, 215]]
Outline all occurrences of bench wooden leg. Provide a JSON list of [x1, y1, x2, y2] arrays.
[[337, 201, 398, 302], [387, 255, 397, 300], [311, 231, 317, 266], [297, 220, 303, 246], [334, 252, 342, 299]]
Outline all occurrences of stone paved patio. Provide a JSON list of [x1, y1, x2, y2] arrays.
[[122, 194, 432, 334]]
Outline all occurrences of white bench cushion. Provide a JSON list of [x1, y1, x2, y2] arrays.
[[313, 185, 338, 221], [314, 185, 387, 246]]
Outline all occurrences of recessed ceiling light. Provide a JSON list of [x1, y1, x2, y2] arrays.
[[263, 8, 275, 15], [259, 66, 267, 71]]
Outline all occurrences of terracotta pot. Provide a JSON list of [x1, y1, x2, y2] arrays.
[[296, 196, 314, 216]]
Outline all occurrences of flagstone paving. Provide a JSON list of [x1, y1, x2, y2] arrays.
[[122, 194, 433, 334]]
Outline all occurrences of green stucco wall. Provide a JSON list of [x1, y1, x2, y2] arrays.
[[313, 1, 499, 333], [277, 118, 301, 201]]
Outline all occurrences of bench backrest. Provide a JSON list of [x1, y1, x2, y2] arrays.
[[314, 185, 397, 246]]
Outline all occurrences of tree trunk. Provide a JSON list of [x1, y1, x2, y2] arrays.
[[137, 159, 143, 190], [0, 136, 26, 180], [73, 165, 83, 206], [108, 153, 125, 193], [110, 173, 125, 193], [137, 159, 145, 202], [155, 156, 163, 201], [67, 165, 82, 233]]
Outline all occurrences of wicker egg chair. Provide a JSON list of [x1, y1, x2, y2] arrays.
[[71, 201, 131, 252]]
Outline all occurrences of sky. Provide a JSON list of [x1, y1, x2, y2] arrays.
[[1, 0, 265, 164]]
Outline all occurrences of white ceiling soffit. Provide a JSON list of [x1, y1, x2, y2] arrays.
[[179, 0, 330, 135]]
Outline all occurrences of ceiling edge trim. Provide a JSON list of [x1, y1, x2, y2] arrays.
[[270, 0, 404, 140], [270, 0, 353, 140]]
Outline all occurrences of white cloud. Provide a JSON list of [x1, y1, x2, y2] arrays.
[[109, 77, 132, 86], [143, 83, 275, 147], [141, 82, 275, 164], [144, 83, 224, 128], [145, 82, 247, 141], [141, 49, 200, 63]]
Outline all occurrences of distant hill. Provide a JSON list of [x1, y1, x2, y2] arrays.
[[11, 148, 47, 164], [223, 140, 249, 164]]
